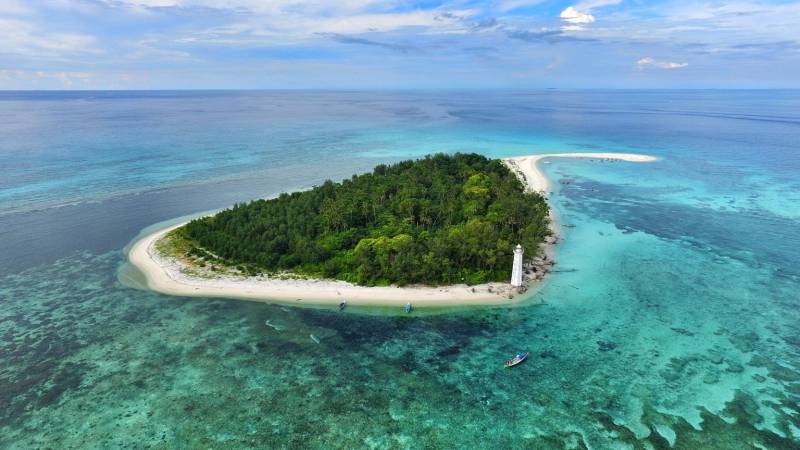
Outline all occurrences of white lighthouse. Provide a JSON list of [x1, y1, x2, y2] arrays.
[[511, 244, 524, 287]]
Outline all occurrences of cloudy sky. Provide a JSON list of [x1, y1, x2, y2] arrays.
[[1, 0, 799, 89]]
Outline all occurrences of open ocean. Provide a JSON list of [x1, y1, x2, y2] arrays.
[[1, 90, 799, 449]]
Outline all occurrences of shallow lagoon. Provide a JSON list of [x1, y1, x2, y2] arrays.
[[1, 90, 799, 448]]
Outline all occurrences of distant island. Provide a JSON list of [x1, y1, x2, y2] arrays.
[[126, 152, 656, 307]]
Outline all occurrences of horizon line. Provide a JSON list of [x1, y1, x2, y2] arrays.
[[2, 87, 800, 92]]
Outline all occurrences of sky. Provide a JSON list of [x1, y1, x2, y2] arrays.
[[0, 0, 799, 89]]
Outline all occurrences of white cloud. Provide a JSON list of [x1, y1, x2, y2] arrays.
[[560, 6, 595, 24], [123, 37, 196, 61], [0, 69, 96, 87], [0, 19, 98, 58], [637, 57, 688, 69], [103, 0, 397, 14], [312, 10, 469, 35], [0, 0, 32, 15], [98, 0, 476, 45], [169, 6, 477, 47], [559, 0, 622, 30], [664, 1, 800, 40]]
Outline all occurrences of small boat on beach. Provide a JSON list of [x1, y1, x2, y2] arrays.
[[339, 299, 347, 311], [405, 302, 412, 314], [505, 352, 528, 368]]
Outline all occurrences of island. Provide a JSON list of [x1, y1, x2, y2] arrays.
[[126, 152, 657, 307]]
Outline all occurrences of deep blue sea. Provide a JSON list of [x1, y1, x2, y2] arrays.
[[1, 90, 799, 449]]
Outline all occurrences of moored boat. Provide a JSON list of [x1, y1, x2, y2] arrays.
[[504, 352, 528, 368], [405, 302, 412, 314], [339, 299, 347, 311]]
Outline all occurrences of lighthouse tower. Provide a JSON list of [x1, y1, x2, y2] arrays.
[[511, 244, 524, 287]]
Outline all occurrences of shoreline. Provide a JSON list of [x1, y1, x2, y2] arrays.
[[127, 223, 523, 307], [503, 152, 659, 275], [503, 152, 658, 194], [125, 152, 657, 308]]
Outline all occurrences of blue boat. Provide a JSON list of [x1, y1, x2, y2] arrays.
[[405, 302, 412, 314], [505, 352, 528, 368]]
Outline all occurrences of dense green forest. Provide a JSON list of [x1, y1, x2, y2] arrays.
[[177, 153, 550, 286]]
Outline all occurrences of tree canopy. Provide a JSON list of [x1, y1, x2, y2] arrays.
[[179, 153, 549, 286]]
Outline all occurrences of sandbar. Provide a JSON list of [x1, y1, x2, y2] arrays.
[[504, 153, 658, 194]]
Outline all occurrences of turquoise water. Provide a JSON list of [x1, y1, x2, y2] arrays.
[[1, 90, 799, 448]]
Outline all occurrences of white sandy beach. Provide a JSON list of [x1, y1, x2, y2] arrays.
[[128, 223, 519, 307], [504, 153, 658, 194], [127, 152, 656, 307]]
